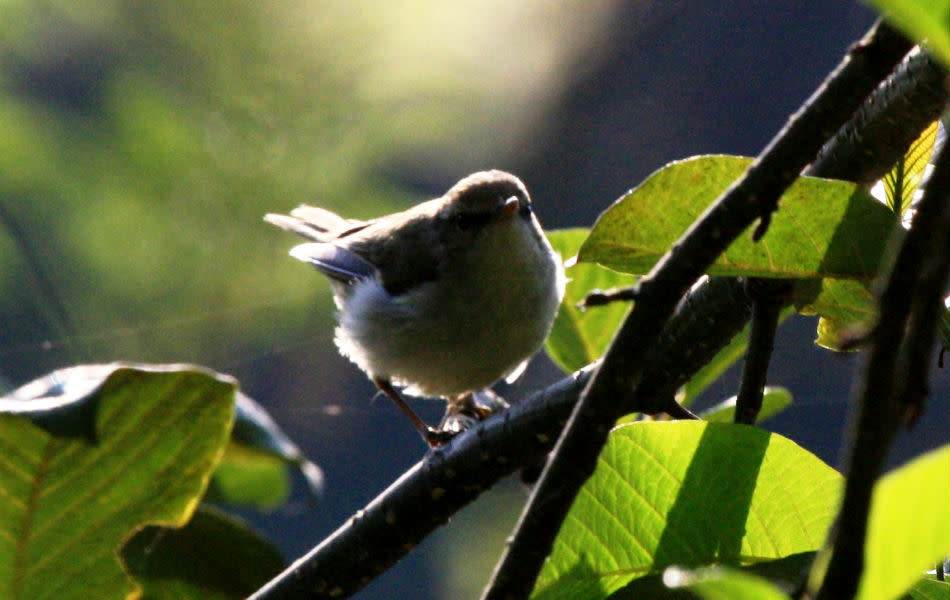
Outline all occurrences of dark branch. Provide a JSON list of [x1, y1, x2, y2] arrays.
[[810, 49, 949, 186], [248, 272, 772, 599], [579, 285, 638, 308], [247, 367, 593, 600], [482, 20, 914, 600], [734, 279, 792, 424], [814, 140, 950, 600]]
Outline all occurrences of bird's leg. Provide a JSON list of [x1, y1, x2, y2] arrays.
[[440, 389, 510, 434], [373, 377, 454, 447]]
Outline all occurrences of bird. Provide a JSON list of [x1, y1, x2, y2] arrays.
[[265, 170, 565, 446]]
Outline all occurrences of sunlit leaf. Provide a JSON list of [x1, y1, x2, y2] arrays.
[[794, 279, 878, 350], [866, 0, 950, 66], [607, 552, 813, 599], [856, 445, 950, 600], [908, 578, 950, 600], [579, 156, 896, 281], [880, 120, 939, 216], [532, 421, 842, 598]]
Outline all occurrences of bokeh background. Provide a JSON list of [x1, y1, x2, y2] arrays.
[[1, 2, 946, 598]]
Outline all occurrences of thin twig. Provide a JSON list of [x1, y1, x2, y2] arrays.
[[482, 20, 914, 600], [814, 140, 950, 600], [734, 279, 792, 425]]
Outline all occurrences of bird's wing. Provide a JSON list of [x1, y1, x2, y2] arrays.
[[288, 242, 377, 284]]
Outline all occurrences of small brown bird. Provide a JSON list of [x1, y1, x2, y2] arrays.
[[266, 170, 565, 445]]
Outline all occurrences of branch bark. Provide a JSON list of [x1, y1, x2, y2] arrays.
[[734, 279, 792, 425], [814, 134, 950, 600]]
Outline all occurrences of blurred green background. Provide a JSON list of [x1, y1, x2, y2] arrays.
[[4, 2, 945, 599]]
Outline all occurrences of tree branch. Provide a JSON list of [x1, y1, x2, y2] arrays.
[[814, 136, 950, 600], [810, 49, 949, 186], [481, 20, 913, 600], [248, 274, 753, 599], [734, 279, 792, 425]]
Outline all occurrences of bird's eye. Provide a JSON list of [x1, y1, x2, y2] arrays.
[[454, 211, 491, 231], [454, 213, 474, 231]]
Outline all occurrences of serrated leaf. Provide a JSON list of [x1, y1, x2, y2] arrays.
[[699, 387, 793, 424], [532, 421, 842, 599], [866, 0, 950, 67], [579, 155, 896, 281], [122, 505, 284, 600], [0, 365, 236, 600], [881, 120, 939, 216], [544, 229, 635, 373], [856, 445, 950, 600]]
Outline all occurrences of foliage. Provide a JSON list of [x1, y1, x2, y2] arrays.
[[531, 422, 841, 598], [0, 364, 317, 599], [0, 367, 242, 599]]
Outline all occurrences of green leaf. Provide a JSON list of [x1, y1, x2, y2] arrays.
[[207, 393, 324, 510], [608, 552, 814, 599], [908, 578, 950, 600], [207, 443, 292, 510], [856, 445, 950, 600], [664, 566, 791, 600], [579, 155, 895, 281], [545, 228, 636, 373], [532, 421, 842, 598], [699, 387, 793, 424], [794, 279, 878, 349], [122, 505, 284, 600], [0, 364, 322, 512], [881, 121, 940, 216], [0, 366, 236, 600], [867, 0, 950, 66]]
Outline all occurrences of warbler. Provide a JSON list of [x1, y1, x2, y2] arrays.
[[266, 170, 565, 446]]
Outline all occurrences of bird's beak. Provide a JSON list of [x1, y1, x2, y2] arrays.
[[500, 196, 520, 219]]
